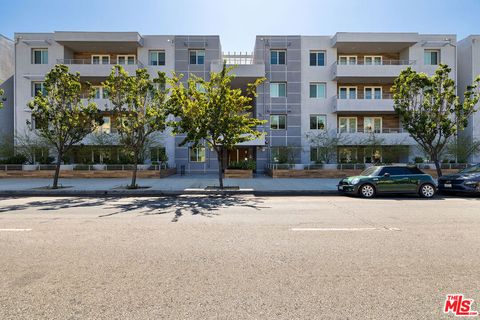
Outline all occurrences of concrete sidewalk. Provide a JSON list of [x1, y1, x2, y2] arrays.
[[0, 174, 340, 196]]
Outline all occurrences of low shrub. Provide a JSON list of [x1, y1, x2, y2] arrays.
[[0, 154, 28, 164], [227, 160, 256, 170]]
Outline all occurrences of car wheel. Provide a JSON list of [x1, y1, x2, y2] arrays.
[[359, 184, 376, 198], [419, 183, 436, 198]]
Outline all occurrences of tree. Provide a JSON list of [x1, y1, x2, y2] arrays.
[[14, 129, 50, 164], [445, 135, 480, 163], [306, 130, 348, 164], [103, 66, 169, 189], [168, 62, 265, 188], [28, 65, 102, 188], [391, 64, 480, 177]]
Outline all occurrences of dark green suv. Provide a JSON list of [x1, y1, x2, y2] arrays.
[[337, 165, 437, 198]]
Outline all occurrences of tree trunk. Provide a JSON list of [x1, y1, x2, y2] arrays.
[[130, 152, 138, 189], [52, 151, 62, 189], [217, 147, 224, 189], [432, 155, 443, 178]]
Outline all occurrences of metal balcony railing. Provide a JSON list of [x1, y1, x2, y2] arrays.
[[335, 93, 394, 100], [334, 60, 416, 66], [57, 59, 145, 68], [337, 128, 407, 134], [216, 52, 259, 65]]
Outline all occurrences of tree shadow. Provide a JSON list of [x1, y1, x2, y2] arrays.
[[0, 195, 269, 222]]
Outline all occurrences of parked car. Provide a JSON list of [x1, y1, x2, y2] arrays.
[[337, 165, 437, 198], [438, 164, 480, 194]]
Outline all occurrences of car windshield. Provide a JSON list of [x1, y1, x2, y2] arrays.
[[359, 167, 379, 176], [459, 164, 480, 174]]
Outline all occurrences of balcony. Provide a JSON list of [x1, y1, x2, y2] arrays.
[[332, 60, 416, 82], [336, 128, 415, 145], [211, 52, 265, 79], [334, 94, 395, 113], [57, 59, 144, 77]]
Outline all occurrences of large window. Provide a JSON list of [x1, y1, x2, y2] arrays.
[[31, 82, 46, 96], [364, 87, 382, 100], [338, 117, 357, 133], [32, 49, 48, 64], [270, 82, 286, 98], [338, 86, 357, 99], [150, 147, 167, 162], [309, 115, 326, 130], [364, 56, 382, 65], [338, 147, 358, 163], [270, 50, 286, 65], [270, 115, 286, 130], [364, 117, 382, 133], [189, 50, 205, 65], [424, 50, 440, 65], [93, 86, 109, 99], [190, 146, 206, 162], [338, 55, 357, 65], [309, 83, 326, 98], [117, 55, 136, 65], [149, 50, 166, 66], [92, 55, 110, 65], [310, 51, 325, 66], [310, 147, 323, 162]]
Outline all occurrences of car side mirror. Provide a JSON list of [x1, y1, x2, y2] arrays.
[[383, 173, 390, 177]]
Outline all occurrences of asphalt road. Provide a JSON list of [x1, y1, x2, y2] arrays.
[[0, 195, 479, 319]]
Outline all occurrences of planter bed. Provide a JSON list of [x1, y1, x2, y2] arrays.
[[224, 169, 253, 179]]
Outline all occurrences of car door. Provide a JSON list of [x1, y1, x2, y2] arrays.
[[374, 168, 397, 193], [375, 167, 415, 193]]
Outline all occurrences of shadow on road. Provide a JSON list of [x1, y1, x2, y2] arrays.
[[0, 195, 268, 222]]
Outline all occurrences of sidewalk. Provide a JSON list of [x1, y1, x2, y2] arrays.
[[0, 174, 340, 196]]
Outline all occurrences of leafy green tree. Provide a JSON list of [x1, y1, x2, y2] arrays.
[[103, 66, 169, 189], [391, 64, 480, 177], [168, 63, 265, 188], [28, 65, 102, 188], [445, 135, 480, 163]]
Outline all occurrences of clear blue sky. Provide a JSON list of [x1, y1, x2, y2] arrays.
[[1, 0, 479, 52]]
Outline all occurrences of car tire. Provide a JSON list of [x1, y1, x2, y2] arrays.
[[359, 184, 376, 198], [419, 183, 436, 198]]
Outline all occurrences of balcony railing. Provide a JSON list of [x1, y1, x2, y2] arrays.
[[337, 128, 407, 134], [57, 59, 144, 68], [335, 93, 394, 100], [214, 52, 261, 65], [334, 60, 416, 66]]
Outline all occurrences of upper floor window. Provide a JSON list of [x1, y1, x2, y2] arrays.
[[338, 55, 357, 65], [310, 51, 325, 66], [338, 117, 357, 133], [338, 86, 357, 99], [149, 50, 166, 66], [92, 55, 110, 65], [424, 50, 440, 65], [270, 82, 286, 98], [95, 116, 111, 134], [364, 87, 382, 100], [32, 49, 48, 64], [309, 114, 326, 130], [364, 56, 382, 65], [309, 83, 326, 98], [31, 82, 46, 97], [93, 86, 109, 99], [270, 50, 286, 65], [189, 50, 205, 65], [270, 114, 287, 130], [364, 117, 382, 133], [117, 55, 136, 65], [189, 146, 206, 162]]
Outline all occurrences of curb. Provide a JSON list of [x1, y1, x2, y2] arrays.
[[0, 189, 340, 197]]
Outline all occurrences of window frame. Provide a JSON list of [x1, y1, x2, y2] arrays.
[[91, 55, 110, 65], [117, 55, 136, 65], [338, 86, 357, 99], [149, 50, 166, 66], [338, 117, 358, 133], [364, 55, 383, 65], [309, 50, 326, 66], [364, 86, 383, 100], [270, 49, 287, 65], [309, 114, 327, 130], [424, 49, 440, 65], [309, 82, 326, 99], [270, 82, 287, 98], [338, 55, 357, 65], [363, 117, 382, 133], [31, 81, 46, 97], [32, 48, 48, 64], [270, 114, 287, 130], [189, 146, 206, 162], [189, 49, 205, 65]]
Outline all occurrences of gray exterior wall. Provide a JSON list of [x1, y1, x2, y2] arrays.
[[0, 35, 14, 143]]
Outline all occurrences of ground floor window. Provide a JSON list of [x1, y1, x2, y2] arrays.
[[337, 145, 410, 164], [189, 146, 206, 162], [150, 147, 167, 163]]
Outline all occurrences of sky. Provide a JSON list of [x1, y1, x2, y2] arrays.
[[1, 0, 480, 52]]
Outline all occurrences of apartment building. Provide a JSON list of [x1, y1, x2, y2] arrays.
[[458, 35, 480, 163], [13, 31, 459, 172], [0, 34, 14, 141]]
